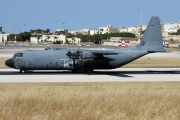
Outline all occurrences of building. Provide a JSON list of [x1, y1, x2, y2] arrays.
[[68, 29, 90, 35], [68, 30, 80, 35], [0, 27, 9, 43], [137, 24, 147, 33], [99, 25, 118, 34], [120, 27, 138, 34], [120, 24, 147, 35], [30, 34, 66, 44], [90, 30, 99, 35], [56, 29, 68, 36], [80, 29, 90, 35], [163, 21, 180, 33], [67, 37, 81, 44]]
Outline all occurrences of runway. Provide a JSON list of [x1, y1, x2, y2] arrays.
[[0, 68, 180, 82]]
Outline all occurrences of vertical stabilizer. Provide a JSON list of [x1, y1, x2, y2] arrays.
[[140, 16, 164, 52]]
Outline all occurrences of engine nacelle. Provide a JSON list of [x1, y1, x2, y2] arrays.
[[79, 51, 94, 59]]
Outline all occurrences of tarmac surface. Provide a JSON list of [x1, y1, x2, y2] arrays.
[[0, 68, 180, 82]]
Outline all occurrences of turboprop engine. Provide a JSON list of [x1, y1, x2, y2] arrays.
[[78, 51, 94, 59], [66, 50, 94, 59]]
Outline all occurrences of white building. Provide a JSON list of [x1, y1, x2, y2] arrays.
[[120, 24, 147, 35], [137, 24, 147, 32], [68, 30, 80, 35], [163, 21, 180, 33], [90, 30, 99, 35], [120, 27, 138, 34], [30, 34, 66, 44], [99, 25, 118, 34], [56, 29, 68, 36], [67, 37, 81, 44], [0, 27, 9, 43], [68, 29, 90, 35], [80, 29, 90, 35]]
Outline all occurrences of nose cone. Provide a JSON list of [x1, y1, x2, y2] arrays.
[[5, 59, 14, 68]]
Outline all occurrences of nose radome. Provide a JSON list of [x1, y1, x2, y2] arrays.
[[5, 59, 14, 68]]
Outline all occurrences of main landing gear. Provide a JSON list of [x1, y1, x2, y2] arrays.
[[20, 69, 33, 73], [20, 69, 27, 73]]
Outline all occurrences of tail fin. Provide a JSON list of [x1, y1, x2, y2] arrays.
[[140, 16, 164, 52]]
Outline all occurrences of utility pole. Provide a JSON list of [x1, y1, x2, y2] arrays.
[[139, 11, 143, 41], [23, 24, 25, 32], [14, 0, 17, 45]]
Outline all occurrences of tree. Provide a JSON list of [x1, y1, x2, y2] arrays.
[[55, 31, 65, 35], [19, 32, 31, 42], [44, 29, 50, 35], [9, 34, 21, 41], [30, 30, 36, 36], [177, 28, 180, 35]]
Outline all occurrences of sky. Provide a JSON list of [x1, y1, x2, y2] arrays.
[[1, 0, 180, 34]]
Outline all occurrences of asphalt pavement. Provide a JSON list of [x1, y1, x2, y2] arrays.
[[0, 68, 180, 82]]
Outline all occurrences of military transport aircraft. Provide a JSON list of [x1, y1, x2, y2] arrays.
[[5, 16, 164, 73]]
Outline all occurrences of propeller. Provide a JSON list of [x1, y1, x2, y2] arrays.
[[66, 49, 81, 59]]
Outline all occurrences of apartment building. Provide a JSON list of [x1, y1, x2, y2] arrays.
[[120, 24, 147, 35], [99, 25, 118, 34], [120, 27, 139, 34], [163, 21, 180, 33], [68, 29, 90, 35]]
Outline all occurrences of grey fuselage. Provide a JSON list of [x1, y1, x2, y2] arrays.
[[9, 47, 148, 71]]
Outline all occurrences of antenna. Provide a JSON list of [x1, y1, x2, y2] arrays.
[[139, 11, 143, 42]]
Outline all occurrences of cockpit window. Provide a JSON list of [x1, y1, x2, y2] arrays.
[[17, 53, 23, 57], [12, 53, 23, 60]]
